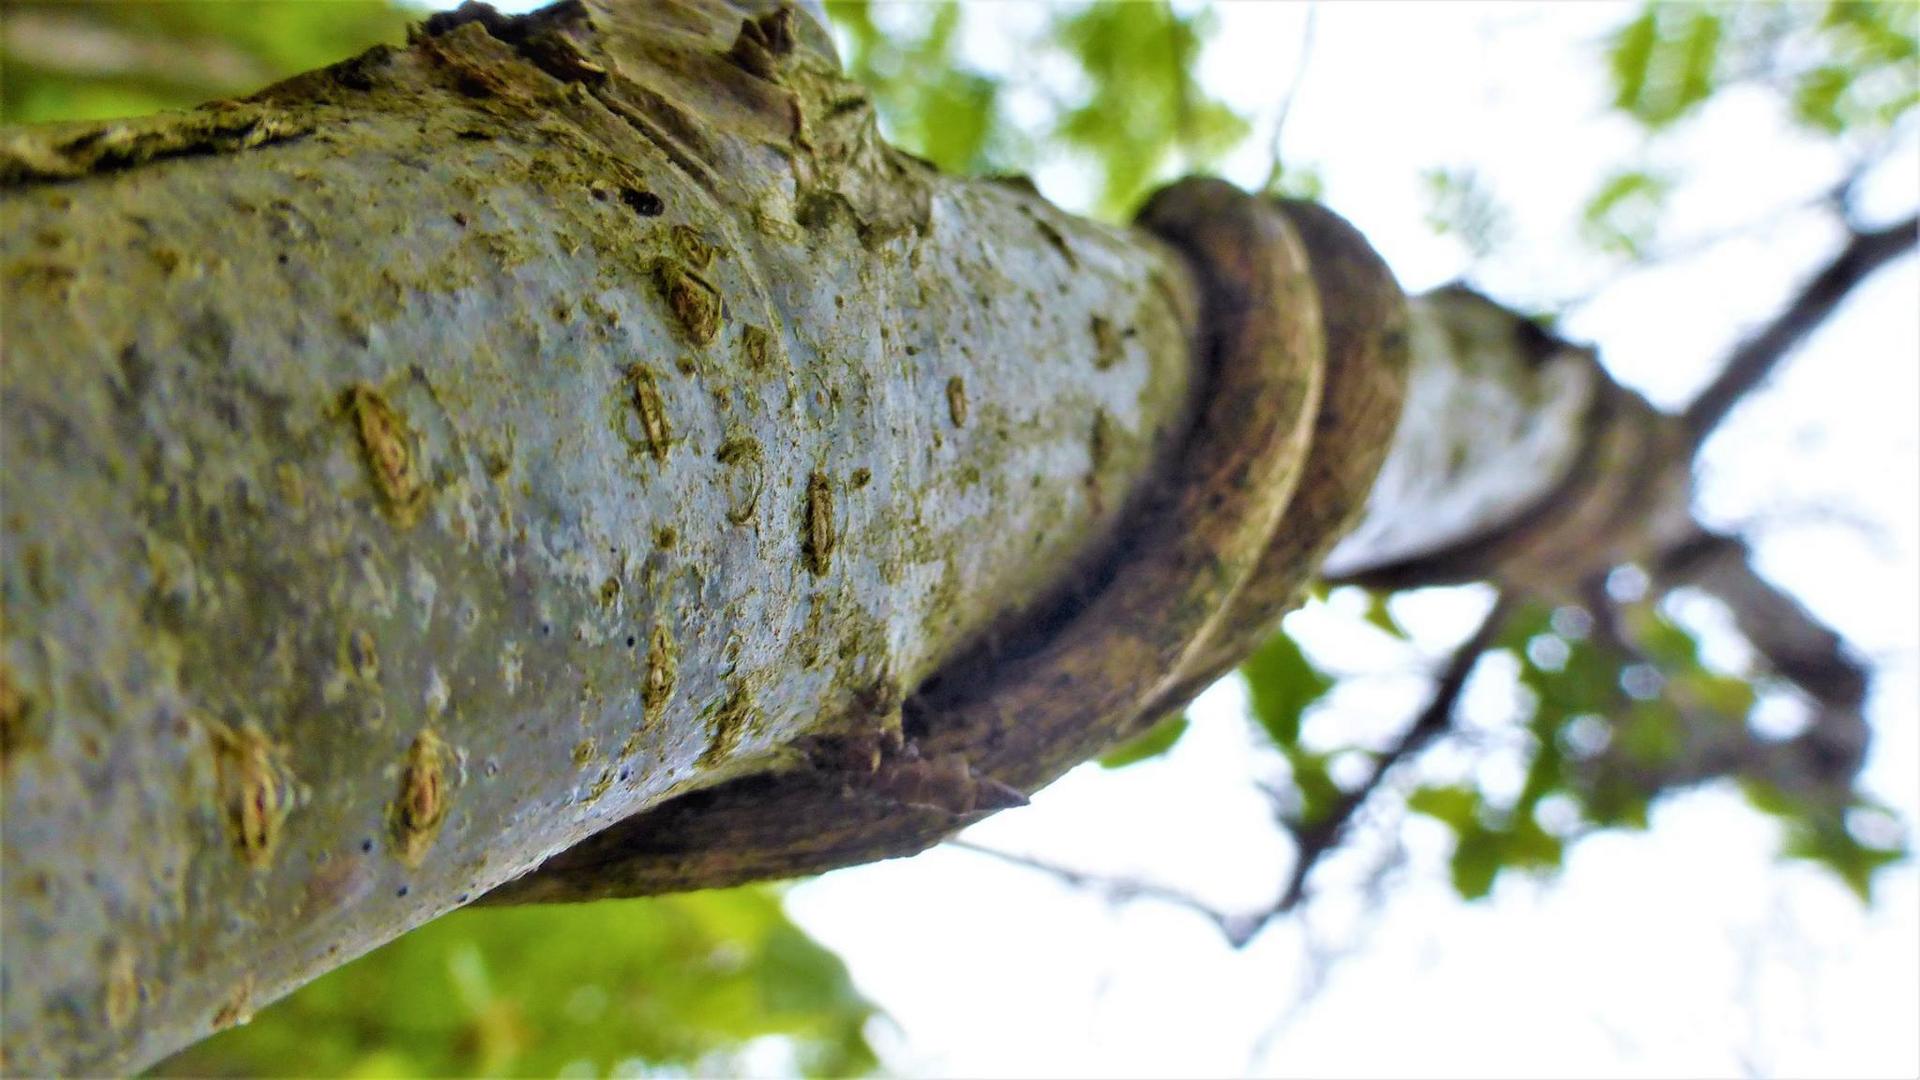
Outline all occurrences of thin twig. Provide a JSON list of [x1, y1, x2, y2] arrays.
[[1270, 589, 1518, 913], [953, 593, 1518, 952], [945, 838, 1243, 941], [1162, 0, 1196, 172], [1681, 212, 1917, 448], [1260, 2, 1318, 196]]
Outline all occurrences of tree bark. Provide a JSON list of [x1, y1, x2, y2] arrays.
[[0, 1, 1213, 1069], [0, 0, 1894, 1073]]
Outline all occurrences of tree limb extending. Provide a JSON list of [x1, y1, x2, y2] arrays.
[[1272, 589, 1517, 913], [1682, 212, 1917, 448]]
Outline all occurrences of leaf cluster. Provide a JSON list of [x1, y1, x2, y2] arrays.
[[149, 889, 877, 1078]]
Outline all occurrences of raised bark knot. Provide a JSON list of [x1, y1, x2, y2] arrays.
[[803, 471, 836, 574], [103, 944, 141, 1031], [206, 718, 299, 870], [642, 625, 677, 726], [622, 364, 672, 461], [700, 686, 758, 766], [1090, 315, 1123, 370], [342, 384, 428, 526], [0, 661, 38, 770], [656, 262, 722, 345], [390, 728, 451, 867], [727, 5, 797, 80], [945, 376, 968, 428], [419, 0, 605, 86], [649, 226, 725, 344], [741, 323, 775, 371], [715, 436, 767, 524]]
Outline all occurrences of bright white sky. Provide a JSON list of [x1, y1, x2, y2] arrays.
[[484, 3, 1918, 1076]]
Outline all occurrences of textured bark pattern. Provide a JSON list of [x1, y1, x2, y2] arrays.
[[490, 177, 1380, 901], [0, 1, 1203, 1071]]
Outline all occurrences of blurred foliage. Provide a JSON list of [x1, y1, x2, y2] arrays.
[[1421, 166, 1512, 261], [825, 0, 1016, 177], [828, 0, 1246, 220], [1579, 168, 1674, 259], [1583, 1, 1919, 261], [1219, 591, 1907, 905], [149, 890, 876, 1078], [1044, 0, 1247, 219], [0, 1, 415, 124], [1098, 712, 1190, 769], [1607, 1, 1917, 137]]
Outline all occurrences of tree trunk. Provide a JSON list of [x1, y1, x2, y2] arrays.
[[0, 0, 1870, 1073]]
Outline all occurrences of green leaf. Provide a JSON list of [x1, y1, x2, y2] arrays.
[[1782, 820, 1907, 904], [1362, 592, 1409, 639], [1740, 778, 1806, 818], [1241, 631, 1334, 749], [1677, 11, 1724, 115], [1099, 712, 1190, 768], [1581, 169, 1673, 258], [1514, 735, 1565, 815], [1407, 785, 1482, 832], [1792, 64, 1852, 133], [1048, 0, 1249, 217], [1615, 699, 1686, 764], [1605, 8, 1725, 129], [1625, 605, 1701, 669], [1283, 746, 1342, 826], [1585, 777, 1653, 830], [1608, 10, 1660, 116], [151, 888, 878, 1078], [1421, 167, 1510, 258], [1502, 818, 1566, 870], [825, 0, 1008, 176], [1450, 825, 1503, 900], [1267, 161, 1327, 202]]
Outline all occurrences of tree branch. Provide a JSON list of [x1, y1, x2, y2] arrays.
[[1647, 526, 1870, 796], [945, 839, 1250, 942], [1270, 590, 1517, 913], [1682, 212, 1917, 448]]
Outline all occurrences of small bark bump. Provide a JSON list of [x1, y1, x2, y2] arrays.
[[343, 384, 427, 526], [390, 728, 450, 868], [623, 364, 672, 462], [0, 661, 39, 768], [346, 628, 379, 683], [715, 437, 766, 524], [700, 687, 757, 767], [741, 324, 774, 371], [102, 945, 139, 1032], [1090, 315, 1122, 370], [803, 471, 836, 575], [210, 975, 254, 1032], [207, 719, 297, 870], [655, 262, 721, 345], [643, 625, 676, 727]]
